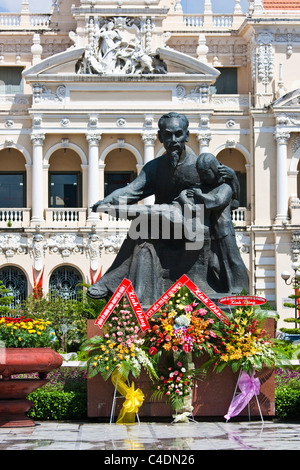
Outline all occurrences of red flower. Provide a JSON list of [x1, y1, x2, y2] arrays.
[[149, 346, 158, 356]]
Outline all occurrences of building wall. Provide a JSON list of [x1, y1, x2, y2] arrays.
[[0, 0, 300, 328]]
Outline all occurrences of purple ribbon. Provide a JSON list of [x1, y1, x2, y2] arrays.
[[224, 370, 261, 421]]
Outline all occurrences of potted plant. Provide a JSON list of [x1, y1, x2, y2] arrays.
[[0, 314, 62, 427]]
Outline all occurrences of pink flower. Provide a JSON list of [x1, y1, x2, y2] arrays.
[[210, 331, 217, 338], [198, 308, 207, 316], [177, 362, 182, 367], [185, 305, 193, 313], [183, 343, 191, 353], [165, 335, 171, 342], [172, 346, 178, 352]]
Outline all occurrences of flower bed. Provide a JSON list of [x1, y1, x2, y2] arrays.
[[0, 316, 54, 348]]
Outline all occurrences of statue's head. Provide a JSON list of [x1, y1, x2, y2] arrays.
[[196, 153, 220, 186], [158, 112, 190, 166]]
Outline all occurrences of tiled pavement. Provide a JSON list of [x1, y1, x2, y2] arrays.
[[0, 419, 300, 451]]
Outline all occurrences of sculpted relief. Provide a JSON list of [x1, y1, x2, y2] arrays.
[[77, 17, 167, 75]]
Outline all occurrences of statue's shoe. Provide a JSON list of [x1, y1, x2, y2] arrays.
[[87, 283, 109, 299]]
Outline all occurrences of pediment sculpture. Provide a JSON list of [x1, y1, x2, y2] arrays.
[[76, 17, 167, 75]]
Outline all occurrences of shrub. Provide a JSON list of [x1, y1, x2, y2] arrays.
[[27, 389, 87, 420], [26, 366, 87, 421], [275, 386, 300, 420]]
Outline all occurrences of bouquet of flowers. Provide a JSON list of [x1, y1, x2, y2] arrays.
[[151, 360, 195, 413], [203, 306, 288, 375], [144, 286, 218, 359], [0, 316, 54, 348], [82, 296, 157, 382]]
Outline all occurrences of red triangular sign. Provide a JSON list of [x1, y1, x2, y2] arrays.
[[95, 278, 150, 332], [145, 274, 230, 326]]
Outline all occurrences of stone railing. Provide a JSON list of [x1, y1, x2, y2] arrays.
[[45, 208, 87, 227], [100, 212, 131, 231], [0, 13, 51, 30], [181, 13, 244, 31], [0, 208, 31, 228], [232, 207, 250, 227]]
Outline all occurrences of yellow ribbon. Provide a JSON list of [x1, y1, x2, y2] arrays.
[[111, 369, 144, 425]]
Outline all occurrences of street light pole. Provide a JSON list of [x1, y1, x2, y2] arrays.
[[281, 261, 300, 326]]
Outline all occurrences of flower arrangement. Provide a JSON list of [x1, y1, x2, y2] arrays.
[[151, 360, 195, 412], [0, 316, 54, 348], [144, 286, 218, 358], [203, 306, 288, 375], [82, 296, 157, 382]]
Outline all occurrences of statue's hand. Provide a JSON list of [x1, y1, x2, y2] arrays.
[[218, 163, 232, 182], [91, 200, 107, 212], [185, 189, 195, 199]]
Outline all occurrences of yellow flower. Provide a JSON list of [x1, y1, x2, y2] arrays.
[[92, 362, 97, 367], [165, 324, 173, 332]]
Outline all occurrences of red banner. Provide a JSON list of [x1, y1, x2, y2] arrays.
[[145, 274, 189, 319], [95, 278, 149, 332], [184, 277, 231, 326], [218, 296, 267, 306], [145, 274, 230, 326], [125, 283, 150, 332]]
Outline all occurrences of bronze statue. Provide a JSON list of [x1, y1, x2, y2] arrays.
[[87, 112, 248, 307]]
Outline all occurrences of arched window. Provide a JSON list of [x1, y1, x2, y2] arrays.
[[217, 148, 247, 207], [49, 266, 82, 301], [49, 149, 82, 208], [0, 266, 27, 308], [0, 148, 27, 208], [104, 148, 137, 196]]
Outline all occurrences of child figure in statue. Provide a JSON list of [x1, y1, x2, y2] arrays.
[[178, 153, 248, 294]]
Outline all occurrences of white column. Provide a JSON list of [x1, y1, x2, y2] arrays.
[[142, 132, 156, 204], [275, 130, 290, 222], [86, 133, 101, 221], [31, 133, 45, 224]]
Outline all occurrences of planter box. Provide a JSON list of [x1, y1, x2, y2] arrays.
[[87, 319, 275, 419]]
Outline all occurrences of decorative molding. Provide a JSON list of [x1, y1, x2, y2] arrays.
[[32, 84, 66, 104]]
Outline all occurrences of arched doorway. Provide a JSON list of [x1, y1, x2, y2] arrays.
[[217, 148, 247, 207], [104, 148, 137, 197], [0, 266, 27, 308], [49, 266, 82, 301]]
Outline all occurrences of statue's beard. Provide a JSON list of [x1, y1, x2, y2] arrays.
[[169, 150, 180, 168]]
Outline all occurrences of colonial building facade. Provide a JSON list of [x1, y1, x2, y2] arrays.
[[0, 0, 299, 326]]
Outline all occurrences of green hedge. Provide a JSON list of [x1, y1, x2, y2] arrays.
[[27, 389, 87, 421], [275, 386, 300, 420]]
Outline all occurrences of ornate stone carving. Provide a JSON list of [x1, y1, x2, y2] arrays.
[[77, 17, 167, 75], [0, 234, 27, 259], [256, 32, 274, 85], [47, 234, 84, 259], [32, 84, 66, 104], [291, 230, 300, 262], [176, 84, 210, 104]]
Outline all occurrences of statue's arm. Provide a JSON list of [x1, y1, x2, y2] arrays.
[[194, 185, 232, 211], [91, 163, 155, 212]]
